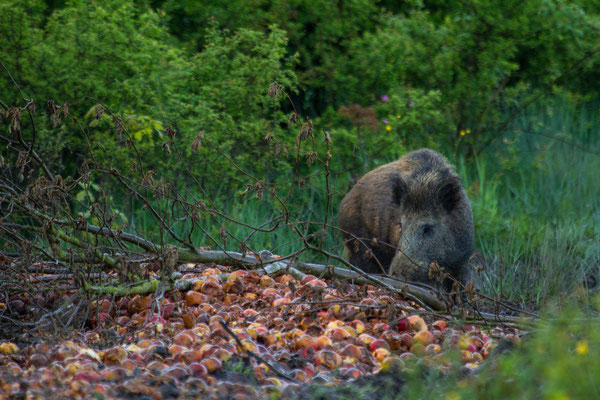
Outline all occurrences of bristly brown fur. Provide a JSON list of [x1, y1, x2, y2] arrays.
[[338, 149, 474, 289]]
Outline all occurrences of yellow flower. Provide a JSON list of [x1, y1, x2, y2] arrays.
[[576, 340, 589, 355], [466, 128, 471, 134], [386, 125, 392, 131], [396, 114, 402, 118], [459, 129, 466, 136], [446, 391, 460, 400]]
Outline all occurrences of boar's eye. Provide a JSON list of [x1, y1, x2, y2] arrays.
[[421, 224, 434, 237]]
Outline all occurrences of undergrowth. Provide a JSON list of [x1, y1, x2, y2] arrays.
[[463, 97, 600, 305], [125, 97, 598, 307]]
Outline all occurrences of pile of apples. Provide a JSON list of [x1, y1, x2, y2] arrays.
[[0, 266, 519, 398]]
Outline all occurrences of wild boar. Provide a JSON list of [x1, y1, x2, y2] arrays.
[[338, 149, 474, 290]]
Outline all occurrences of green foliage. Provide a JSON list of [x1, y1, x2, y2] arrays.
[[340, 1, 600, 153], [160, 0, 380, 113], [170, 24, 297, 190], [2, 0, 298, 194], [0, 0, 46, 104], [392, 302, 600, 399], [138, 0, 600, 155], [1, 0, 191, 172], [160, 0, 270, 45], [33, 0, 183, 111], [5, 0, 598, 178]]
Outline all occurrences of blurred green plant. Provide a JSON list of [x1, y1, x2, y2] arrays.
[[402, 301, 600, 399]]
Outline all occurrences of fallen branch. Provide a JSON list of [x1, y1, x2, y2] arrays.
[[174, 249, 445, 310], [173, 262, 306, 291], [84, 279, 172, 296], [173, 250, 537, 326]]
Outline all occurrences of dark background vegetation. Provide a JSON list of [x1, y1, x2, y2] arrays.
[[1, 0, 599, 306]]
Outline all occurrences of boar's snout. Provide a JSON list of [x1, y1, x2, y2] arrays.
[[394, 215, 447, 283]]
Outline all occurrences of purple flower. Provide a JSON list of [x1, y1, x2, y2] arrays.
[[382, 119, 389, 125], [381, 95, 389, 103]]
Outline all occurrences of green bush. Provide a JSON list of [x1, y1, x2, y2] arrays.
[[340, 1, 600, 154], [161, 0, 380, 113], [4, 0, 598, 182], [0, 0, 46, 105], [1, 0, 299, 195]]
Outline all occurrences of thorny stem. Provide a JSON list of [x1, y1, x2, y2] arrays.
[[169, 136, 283, 254], [82, 96, 146, 178], [111, 172, 192, 250]]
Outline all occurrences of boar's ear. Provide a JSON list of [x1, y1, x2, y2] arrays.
[[437, 177, 462, 213], [391, 175, 407, 205]]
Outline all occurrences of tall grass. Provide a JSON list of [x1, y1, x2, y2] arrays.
[[460, 97, 600, 305], [126, 177, 345, 265]]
